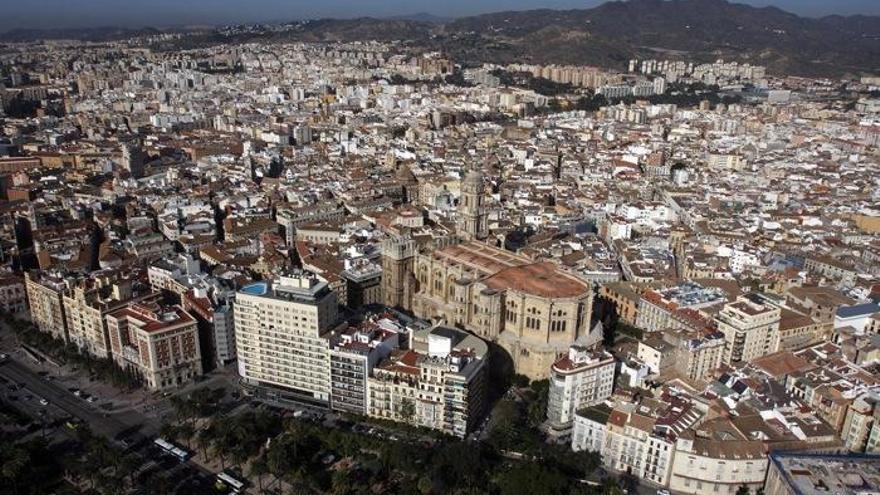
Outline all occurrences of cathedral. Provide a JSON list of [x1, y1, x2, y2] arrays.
[[381, 164, 594, 380]]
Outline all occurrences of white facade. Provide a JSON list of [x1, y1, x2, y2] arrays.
[[234, 272, 339, 404], [546, 346, 616, 430], [716, 296, 781, 364], [572, 405, 611, 454]]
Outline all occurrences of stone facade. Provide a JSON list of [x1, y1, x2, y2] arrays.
[[411, 241, 593, 380]]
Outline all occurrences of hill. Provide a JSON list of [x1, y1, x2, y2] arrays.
[[4, 0, 877, 77], [442, 0, 880, 76]]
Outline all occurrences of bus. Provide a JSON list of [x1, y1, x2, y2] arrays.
[[216, 471, 245, 494], [153, 438, 190, 461]]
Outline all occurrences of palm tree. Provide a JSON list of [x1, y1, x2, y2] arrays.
[[196, 427, 214, 463], [250, 456, 269, 493], [399, 398, 416, 424], [177, 423, 196, 450], [1, 446, 29, 495], [118, 454, 141, 489], [160, 422, 179, 443]]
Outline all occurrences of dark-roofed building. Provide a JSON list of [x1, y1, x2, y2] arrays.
[[765, 452, 880, 495]]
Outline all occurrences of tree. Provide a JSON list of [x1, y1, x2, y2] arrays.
[[418, 475, 434, 495], [510, 374, 530, 388], [330, 469, 354, 495], [494, 463, 569, 495], [399, 398, 416, 424], [177, 422, 196, 450], [0, 445, 29, 495], [160, 422, 179, 443], [196, 427, 214, 462], [527, 379, 550, 428], [250, 456, 269, 492], [736, 485, 751, 495]]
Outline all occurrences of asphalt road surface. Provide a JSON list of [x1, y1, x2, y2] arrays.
[[0, 357, 148, 438]]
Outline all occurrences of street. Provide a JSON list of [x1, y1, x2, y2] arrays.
[[0, 357, 143, 438]]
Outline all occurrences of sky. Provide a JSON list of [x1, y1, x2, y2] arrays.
[[1, 0, 878, 32]]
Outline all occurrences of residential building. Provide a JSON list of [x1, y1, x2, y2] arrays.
[[106, 303, 202, 391], [63, 274, 158, 359], [24, 270, 69, 342], [341, 258, 383, 309], [367, 325, 488, 437], [764, 452, 880, 495], [670, 427, 767, 495], [716, 295, 781, 364], [841, 392, 880, 452], [546, 345, 615, 433], [572, 403, 613, 454], [234, 271, 339, 405], [603, 393, 702, 487], [0, 275, 26, 314], [328, 316, 402, 414], [182, 285, 237, 368]]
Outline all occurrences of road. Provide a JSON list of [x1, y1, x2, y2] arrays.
[[0, 355, 228, 493], [0, 357, 150, 438]]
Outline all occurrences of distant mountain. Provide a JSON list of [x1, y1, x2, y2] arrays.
[[0, 26, 161, 42], [385, 13, 452, 24], [272, 0, 879, 76], [288, 18, 434, 43], [4, 0, 877, 77], [441, 0, 880, 76]]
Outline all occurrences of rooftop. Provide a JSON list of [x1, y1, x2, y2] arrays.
[[769, 452, 880, 495]]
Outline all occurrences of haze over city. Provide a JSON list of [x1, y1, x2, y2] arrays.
[[1, 0, 879, 31], [1, 0, 879, 494]]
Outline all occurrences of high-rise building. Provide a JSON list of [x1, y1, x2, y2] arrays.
[[106, 303, 202, 391], [328, 316, 403, 414], [182, 286, 237, 368], [234, 271, 339, 406], [546, 345, 616, 434], [716, 295, 781, 364]]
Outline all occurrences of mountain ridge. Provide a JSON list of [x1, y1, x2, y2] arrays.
[[2, 0, 877, 77]]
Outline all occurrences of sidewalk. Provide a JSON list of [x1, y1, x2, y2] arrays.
[[0, 323, 150, 412]]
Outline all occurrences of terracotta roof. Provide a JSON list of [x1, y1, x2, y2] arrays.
[[484, 262, 590, 299]]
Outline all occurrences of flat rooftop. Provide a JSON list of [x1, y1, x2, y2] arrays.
[[770, 452, 880, 495]]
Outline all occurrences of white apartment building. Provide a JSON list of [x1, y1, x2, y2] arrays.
[[602, 394, 702, 488], [367, 326, 488, 438], [716, 295, 781, 364], [670, 434, 767, 495], [235, 271, 339, 405], [572, 403, 613, 454], [546, 345, 616, 433]]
